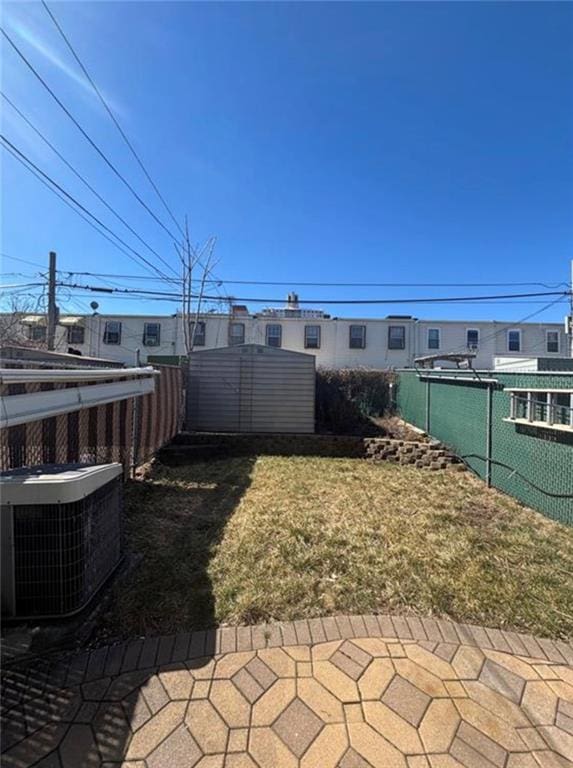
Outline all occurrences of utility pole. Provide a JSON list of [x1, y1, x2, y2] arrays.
[[46, 251, 58, 351], [569, 259, 573, 358]]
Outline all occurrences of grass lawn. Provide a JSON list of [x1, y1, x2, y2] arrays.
[[105, 456, 573, 641]]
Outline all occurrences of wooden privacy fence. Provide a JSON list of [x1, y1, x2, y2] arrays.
[[0, 365, 182, 477]]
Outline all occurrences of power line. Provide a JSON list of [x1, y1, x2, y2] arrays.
[[0, 282, 44, 291], [31, 268, 568, 289], [172, 279, 570, 289], [53, 293, 571, 307], [2, 145, 157, 276], [0, 26, 182, 265], [2, 92, 180, 276], [437, 296, 567, 359], [41, 0, 185, 241], [1, 134, 176, 282], [1, 254, 47, 269], [2, 28, 221, 289], [55, 280, 570, 305]]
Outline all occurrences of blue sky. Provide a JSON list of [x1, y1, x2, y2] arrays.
[[2, 1, 572, 321]]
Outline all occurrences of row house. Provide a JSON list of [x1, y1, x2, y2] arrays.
[[4, 295, 570, 369]]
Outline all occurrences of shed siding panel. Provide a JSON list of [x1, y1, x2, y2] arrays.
[[187, 345, 315, 433]]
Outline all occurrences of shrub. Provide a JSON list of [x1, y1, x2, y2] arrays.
[[316, 368, 395, 435]]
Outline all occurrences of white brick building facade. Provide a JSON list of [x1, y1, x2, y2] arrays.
[[4, 307, 569, 369]]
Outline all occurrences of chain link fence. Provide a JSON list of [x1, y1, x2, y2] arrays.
[[0, 365, 182, 477], [397, 369, 573, 526]]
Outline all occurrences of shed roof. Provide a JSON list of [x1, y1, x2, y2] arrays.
[[189, 343, 316, 362]]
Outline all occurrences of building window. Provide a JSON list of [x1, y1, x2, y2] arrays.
[[103, 321, 122, 345], [266, 324, 282, 348], [466, 329, 479, 350], [304, 325, 321, 349], [143, 322, 161, 346], [67, 325, 85, 345], [546, 331, 559, 354], [507, 330, 521, 352], [229, 322, 245, 346], [554, 393, 573, 426], [349, 325, 366, 349], [427, 328, 440, 350], [388, 325, 405, 350], [508, 390, 572, 430], [27, 325, 46, 342], [190, 321, 206, 347]]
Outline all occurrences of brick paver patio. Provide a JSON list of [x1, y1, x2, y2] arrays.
[[2, 615, 573, 767]]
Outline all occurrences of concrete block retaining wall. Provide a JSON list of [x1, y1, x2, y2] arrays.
[[165, 432, 464, 470], [365, 438, 464, 470]]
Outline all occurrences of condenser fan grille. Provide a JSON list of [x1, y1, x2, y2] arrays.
[[8, 476, 122, 618]]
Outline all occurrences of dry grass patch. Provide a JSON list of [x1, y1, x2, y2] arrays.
[[106, 456, 573, 641]]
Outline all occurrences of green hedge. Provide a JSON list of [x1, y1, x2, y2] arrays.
[[316, 368, 394, 435]]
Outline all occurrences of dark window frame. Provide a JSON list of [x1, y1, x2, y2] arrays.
[[466, 329, 480, 349], [103, 320, 122, 345], [27, 324, 46, 342], [265, 324, 282, 348], [349, 324, 366, 349], [143, 322, 161, 347], [67, 325, 85, 345], [190, 321, 206, 347], [427, 328, 440, 350], [507, 329, 521, 353], [229, 321, 245, 346], [546, 331, 559, 354], [388, 325, 406, 350], [304, 325, 321, 349]]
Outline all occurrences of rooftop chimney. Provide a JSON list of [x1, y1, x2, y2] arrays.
[[286, 292, 299, 310]]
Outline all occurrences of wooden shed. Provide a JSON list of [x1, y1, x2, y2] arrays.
[[186, 344, 315, 433]]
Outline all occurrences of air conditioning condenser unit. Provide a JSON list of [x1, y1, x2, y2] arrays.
[[1, 463, 123, 619]]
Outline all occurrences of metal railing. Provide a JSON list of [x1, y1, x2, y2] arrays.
[[511, 393, 573, 428]]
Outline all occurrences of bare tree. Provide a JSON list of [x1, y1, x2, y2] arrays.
[[178, 223, 218, 358], [0, 294, 47, 348]]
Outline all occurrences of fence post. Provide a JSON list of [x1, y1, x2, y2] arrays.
[[486, 383, 493, 487], [130, 396, 139, 479], [425, 379, 431, 434]]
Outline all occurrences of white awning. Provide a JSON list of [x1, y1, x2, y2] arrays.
[[58, 316, 84, 326], [21, 315, 46, 325]]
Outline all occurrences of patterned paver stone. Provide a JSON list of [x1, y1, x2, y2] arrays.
[[1, 614, 572, 767]]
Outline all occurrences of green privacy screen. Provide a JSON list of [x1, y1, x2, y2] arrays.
[[397, 370, 573, 526]]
